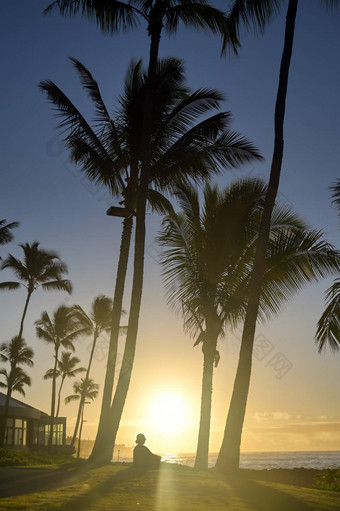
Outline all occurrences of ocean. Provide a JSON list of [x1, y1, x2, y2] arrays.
[[157, 451, 340, 470]]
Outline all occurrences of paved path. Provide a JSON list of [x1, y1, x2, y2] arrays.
[[0, 467, 87, 498]]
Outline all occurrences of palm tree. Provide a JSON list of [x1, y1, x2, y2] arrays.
[[0, 242, 72, 340], [44, 0, 230, 467], [44, 352, 86, 417], [68, 295, 117, 446], [216, 0, 340, 474], [0, 336, 34, 447], [35, 305, 87, 446], [40, 55, 262, 464], [0, 367, 31, 397], [158, 178, 340, 469], [65, 377, 99, 457], [315, 180, 340, 352], [65, 378, 99, 406], [0, 219, 19, 250]]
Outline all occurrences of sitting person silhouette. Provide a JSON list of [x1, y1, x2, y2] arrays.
[[133, 433, 161, 469]]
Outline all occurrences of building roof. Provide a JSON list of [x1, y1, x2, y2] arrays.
[[0, 392, 48, 419]]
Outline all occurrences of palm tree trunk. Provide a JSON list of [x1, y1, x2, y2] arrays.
[[48, 346, 59, 447], [71, 331, 99, 447], [89, 215, 133, 461], [18, 290, 32, 339], [89, 26, 162, 466], [215, 0, 298, 474], [0, 373, 14, 447], [55, 375, 65, 418], [71, 393, 85, 447], [194, 340, 216, 470], [85, 331, 99, 382]]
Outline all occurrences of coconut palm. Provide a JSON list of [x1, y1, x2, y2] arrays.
[[65, 377, 99, 405], [216, 0, 340, 474], [35, 305, 87, 446], [44, 352, 86, 417], [159, 178, 340, 469], [0, 336, 34, 446], [0, 367, 31, 397], [40, 56, 262, 464], [315, 180, 340, 352], [0, 219, 19, 250], [44, 0, 231, 466], [68, 295, 117, 446], [0, 242, 72, 340], [65, 377, 99, 456]]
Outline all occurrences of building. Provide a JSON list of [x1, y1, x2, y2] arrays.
[[0, 392, 66, 449]]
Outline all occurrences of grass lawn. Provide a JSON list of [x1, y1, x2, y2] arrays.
[[0, 463, 339, 510]]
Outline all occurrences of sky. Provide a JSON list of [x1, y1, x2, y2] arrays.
[[0, 0, 339, 456]]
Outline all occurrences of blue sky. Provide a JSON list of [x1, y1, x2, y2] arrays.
[[1, 0, 339, 453]]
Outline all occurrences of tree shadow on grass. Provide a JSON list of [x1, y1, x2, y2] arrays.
[[0, 466, 87, 498], [225, 473, 313, 511], [55, 465, 149, 511]]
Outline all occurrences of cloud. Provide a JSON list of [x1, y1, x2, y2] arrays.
[[253, 411, 291, 423]]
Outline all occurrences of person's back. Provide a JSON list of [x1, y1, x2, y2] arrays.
[[133, 434, 161, 469]]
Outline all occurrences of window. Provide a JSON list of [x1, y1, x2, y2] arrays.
[[32, 422, 64, 446], [4, 418, 27, 446]]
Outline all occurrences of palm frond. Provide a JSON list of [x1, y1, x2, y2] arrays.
[[222, 0, 284, 55], [41, 279, 73, 293], [44, 0, 142, 32], [315, 279, 340, 353], [0, 220, 20, 246], [0, 281, 21, 291], [164, 2, 227, 36], [146, 189, 175, 216]]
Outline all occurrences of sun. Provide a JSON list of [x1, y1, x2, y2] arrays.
[[147, 391, 191, 434]]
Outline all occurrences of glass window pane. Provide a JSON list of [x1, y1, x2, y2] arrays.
[[15, 419, 23, 428], [6, 418, 13, 427]]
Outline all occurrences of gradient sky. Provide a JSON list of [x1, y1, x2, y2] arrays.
[[1, 0, 339, 455]]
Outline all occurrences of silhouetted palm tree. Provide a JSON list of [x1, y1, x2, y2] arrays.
[[65, 378, 99, 405], [65, 377, 99, 455], [69, 295, 117, 446], [0, 367, 31, 397], [35, 305, 87, 446], [44, 0, 230, 466], [315, 180, 340, 352], [44, 352, 86, 417], [40, 55, 262, 463], [0, 242, 72, 340], [217, 0, 340, 474], [159, 178, 340, 469], [0, 336, 34, 446]]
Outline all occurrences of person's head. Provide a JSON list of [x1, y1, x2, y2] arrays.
[[136, 433, 146, 445]]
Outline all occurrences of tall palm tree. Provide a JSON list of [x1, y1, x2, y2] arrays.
[[216, 0, 340, 474], [0, 336, 34, 447], [0, 242, 72, 340], [159, 178, 340, 469], [315, 180, 340, 352], [44, 352, 86, 417], [35, 305, 87, 446], [44, 0, 230, 467], [68, 295, 118, 446], [40, 55, 262, 464]]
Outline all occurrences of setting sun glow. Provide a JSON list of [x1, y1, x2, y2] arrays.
[[148, 392, 191, 434]]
